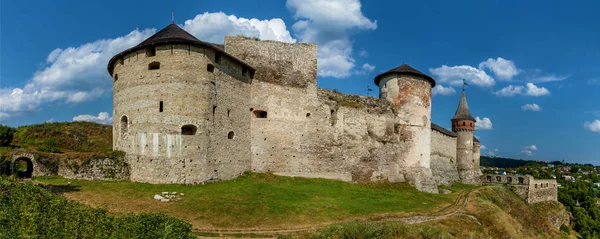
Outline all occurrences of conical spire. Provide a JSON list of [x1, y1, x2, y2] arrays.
[[451, 90, 475, 122]]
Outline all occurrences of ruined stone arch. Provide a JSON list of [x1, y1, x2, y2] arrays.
[[181, 124, 198, 135], [10, 154, 35, 179]]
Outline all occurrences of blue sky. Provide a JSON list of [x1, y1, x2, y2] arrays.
[[1, 0, 599, 164]]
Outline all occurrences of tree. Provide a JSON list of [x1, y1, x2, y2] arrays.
[[0, 125, 15, 147]]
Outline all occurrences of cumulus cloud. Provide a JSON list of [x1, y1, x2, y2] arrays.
[[521, 103, 542, 112], [432, 85, 456, 96], [359, 49, 368, 57], [0, 29, 155, 119], [354, 63, 375, 75], [286, 0, 377, 78], [584, 120, 600, 133], [46, 118, 55, 123], [480, 145, 487, 150], [475, 116, 493, 130], [493, 83, 550, 97], [73, 112, 112, 125], [521, 145, 538, 156], [478, 57, 519, 81], [182, 12, 295, 43], [488, 148, 500, 156], [429, 65, 495, 88]]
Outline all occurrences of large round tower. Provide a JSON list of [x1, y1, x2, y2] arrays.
[[451, 90, 479, 184], [107, 23, 254, 184], [375, 64, 437, 193]]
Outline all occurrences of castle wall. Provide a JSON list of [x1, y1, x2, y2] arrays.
[[430, 130, 459, 185], [528, 179, 558, 203], [112, 43, 251, 184]]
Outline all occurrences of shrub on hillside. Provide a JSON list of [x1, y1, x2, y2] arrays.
[[0, 125, 15, 147], [0, 177, 196, 238]]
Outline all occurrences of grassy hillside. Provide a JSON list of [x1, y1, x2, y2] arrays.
[[11, 121, 112, 153], [0, 177, 195, 239], [35, 172, 472, 230], [292, 185, 572, 239]]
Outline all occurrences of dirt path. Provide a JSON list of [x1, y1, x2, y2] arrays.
[[196, 190, 473, 238]]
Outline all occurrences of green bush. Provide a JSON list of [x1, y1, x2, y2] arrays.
[[0, 177, 196, 238], [0, 125, 15, 147]]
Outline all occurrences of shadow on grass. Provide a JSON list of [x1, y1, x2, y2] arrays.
[[43, 184, 82, 194]]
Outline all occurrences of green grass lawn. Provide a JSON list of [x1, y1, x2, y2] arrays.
[[35, 173, 472, 230]]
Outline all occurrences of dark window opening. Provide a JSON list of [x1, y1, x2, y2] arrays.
[[242, 67, 248, 76], [148, 62, 160, 70], [213, 106, 217, 116], [146, 47, 156, 57], [159, 101, 163, 112], [114, 74, 118, 82], [181, 125, 197, 135], [535, 184, 537, 188], [518, 177, 524, 184], [120, 115, 128, 137], [207, 64, 215, 73], [215, 52, 222, 63], [470, 122, 473, 127], [188, 46, 191, 55], [486, 176, 491, 182], [253, 110, 267, 118], [171, 45, 173, 54], [463, 122, 466, 126], [306, 113, 311, 117], [496, 176, 501, 182], [227, 109, 231, 117], [250, 108, 254, 111], [507, 177, 512, 183], [228, 131, 234, 139]]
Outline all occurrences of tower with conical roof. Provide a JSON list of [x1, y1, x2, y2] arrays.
[[374, 64, 438, 193], [451, 89, 479, 184]]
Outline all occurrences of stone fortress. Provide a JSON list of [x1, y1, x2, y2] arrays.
[[107, 23, 483, 193]]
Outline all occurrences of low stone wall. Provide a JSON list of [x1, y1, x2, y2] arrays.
[[59, 157, 130, 181], [481, 174, 558, 203], [529, 179, 558, 203]]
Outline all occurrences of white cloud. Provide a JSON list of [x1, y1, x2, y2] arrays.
[[584, 120, 600, 133], [478, 57, 519, 81], [354, 63, 375, 75], [46, 118, 55, 123], [429, 65, 495, 88], [525, 83, 550, 96], [182, 12, 295, 43], [521, 103, 542, 112], [475, 116, 493, 130], [0, 28, 155, 118], [521, 145, 538, 156], [432, 85, 456, 96], [480, 145, 487, 150], [589, 79, 599, 85], [359, 49, 368, 57], [530, 74, 568, 83], [488, 148, 500, 156], [286, 0, 377, 78], [73, 112, 112, 125], [494, 83, 549, 97]]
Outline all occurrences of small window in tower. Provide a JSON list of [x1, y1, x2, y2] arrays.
[[159, 101, 163, 112], [120, 115, 128, 138], [463, 122, 466, 126], [181, 125, 197, 135], [207, 64, 215, 73], [114, 74, 118, 82], [215, 52, 222, 64], [253, 110, 267, 118], [146, 47, 156, 57], [470, 122, 473, 127], [148, 62, 160, 70], [171, 45, 173, 54], [228, 131, 234, 139], [306, 113, 311, 118]]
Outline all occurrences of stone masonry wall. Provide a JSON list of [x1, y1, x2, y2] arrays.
[[59, 157, 129, 181], [430, 130, 459, 185], [529, 179, 558, 203]]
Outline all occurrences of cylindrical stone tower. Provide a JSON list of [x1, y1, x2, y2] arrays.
[[107, 23, 254, 184], [451, 90, 479, 184], [375, 64, 437, 193]]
